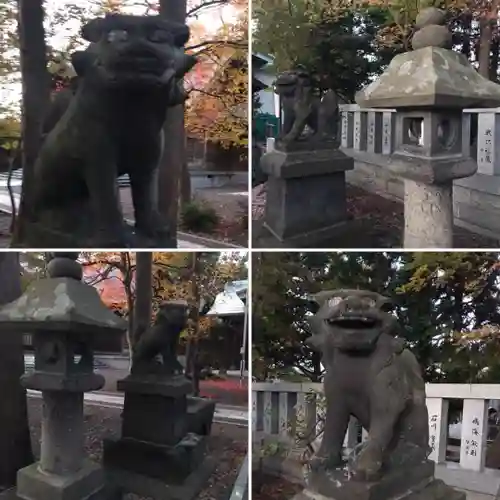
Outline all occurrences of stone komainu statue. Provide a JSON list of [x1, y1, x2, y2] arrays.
[[274, 67, 341, 145], [28, 14, 197, 248], [306, 289, 429, 481], [131, 301, 189, 376]]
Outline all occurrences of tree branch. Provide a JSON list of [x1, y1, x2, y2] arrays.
[[187, 39, 247, 52], [187, 0, 230, 18]]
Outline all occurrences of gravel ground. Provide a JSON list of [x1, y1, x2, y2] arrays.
[[252, 472, 301, 500], [120, 187, 248, 246], [0, 212, 12, 247], [189, 187, 248, 246], [26, 398, 247, 500], [252, 183, 500, 248]]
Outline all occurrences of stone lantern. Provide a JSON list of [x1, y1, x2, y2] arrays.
[[356, 8, 500, 248], [0, 253, 127, 500]]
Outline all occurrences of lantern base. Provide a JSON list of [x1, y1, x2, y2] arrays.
[[9, 459, 107, 500]]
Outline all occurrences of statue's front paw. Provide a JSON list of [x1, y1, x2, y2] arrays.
[[309, 453, 342, 472], [135, 214, 173, 246], [95, 229, 133, 248], [353, 443, 383, 481]]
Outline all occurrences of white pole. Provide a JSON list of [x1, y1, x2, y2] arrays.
[[240, 293, 248, 383]]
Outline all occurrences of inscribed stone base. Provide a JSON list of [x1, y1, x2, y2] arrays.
[[263, 218, 350, 248], [187, 396, 216, 436], [8, 459, 107, 500], [105, 457, 216, 500], [117, 374, 192, 445], [298, 461, 465, 500], [103, 433, 206, 483], [260, 147, 353, 246]]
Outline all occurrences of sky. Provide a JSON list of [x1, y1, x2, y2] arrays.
[[0, 0, 238, 113]]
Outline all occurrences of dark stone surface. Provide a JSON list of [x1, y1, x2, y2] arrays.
[[117, 373, 191, 396], [103, 433, 206, 483], [21, 371, 104, 392], [105, 457, 216, 500], [274, 68, 341, 145], [303, 289, 465, 499], [296, 477, 465, 500], [121, 391, 189, 445], [14, 459, 107, 500], [105, 300, 216, 495], [261, 147, 353, 245], [306, 460, 435, 500], [22, 14, 197, 249], [252, 142, 267, 188], [131, 301, 189, 376], [187, 396, 216, 436], [306, 290, 429, 480]]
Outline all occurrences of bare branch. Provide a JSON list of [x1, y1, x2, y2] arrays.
[[187, 0, 230, 18], [187, 39, 247, 52]]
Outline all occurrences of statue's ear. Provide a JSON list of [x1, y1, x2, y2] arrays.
[[306, 314, 323, 335], [70, 50, 94, 77], [81, 18, 105, 42], [310, 290, 336, 306], [378, 295, 394, 312], [173, 24, 190, 47]]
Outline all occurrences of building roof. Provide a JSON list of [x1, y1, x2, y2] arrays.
[[253, 52, 274, 68], [206, 279, 248, 316]]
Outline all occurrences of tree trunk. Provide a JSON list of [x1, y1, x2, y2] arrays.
[[491, 29, 499, 81], [478, 2, 500, 79], [119, 252, 134, 369], [158, 0, 188, 245], [0, 253, 34, 488], [461, 13, 472, 60], [185, 253, 202, 395], [180, 160, 191, 205], [133, 252, 153, 347], [478, 19, 493, 77], [12, 0, 50, 245]]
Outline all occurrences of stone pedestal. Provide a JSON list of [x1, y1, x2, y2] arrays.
[[404, 180, 453, 247], [355, 7, 500, 248], [20, 218, 175, 249], [295, 461, 465, 500], [103, 374, 215, 499], [260, 141, 353, 247], [0, 253, 127, 500]]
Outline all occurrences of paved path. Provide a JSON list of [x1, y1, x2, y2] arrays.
[[27, 389, 248, 426]]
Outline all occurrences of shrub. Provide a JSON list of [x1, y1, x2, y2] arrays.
[[180, 201, 219, 233]]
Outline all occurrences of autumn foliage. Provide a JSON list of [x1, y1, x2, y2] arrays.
[[185, 3, 248, 148], [81, 251, 247, 342]]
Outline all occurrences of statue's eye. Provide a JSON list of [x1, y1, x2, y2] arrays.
[[149, 30, 171, 43], [107, 29, 128, 43], [364, 298, 376, 308], [328, 297, 342, 308]]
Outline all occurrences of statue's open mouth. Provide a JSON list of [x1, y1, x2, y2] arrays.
[[113, 56, 166, 75], [327, 315, 379, 330], [276, 81, 297, 91], [99, 60, 177, 87]]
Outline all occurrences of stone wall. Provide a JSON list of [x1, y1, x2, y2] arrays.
[[347, 154, 500, 240]]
